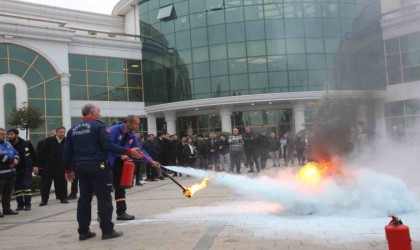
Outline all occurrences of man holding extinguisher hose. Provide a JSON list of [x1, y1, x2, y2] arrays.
[[109, 115, 160, 221], [64, 104, 160, 241]]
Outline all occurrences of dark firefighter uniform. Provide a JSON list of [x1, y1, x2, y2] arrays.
[[63, 118, 134, 236], [0, 140, 19, 216], [109, 123, 152, 219], [11, 137, 37, 210]]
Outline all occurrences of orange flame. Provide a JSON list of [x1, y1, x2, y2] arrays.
[[183, 177, 211, 198], [297, 161, 333, 184]]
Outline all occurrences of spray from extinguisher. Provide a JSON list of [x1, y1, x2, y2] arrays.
[[385, 215, 412, 250]]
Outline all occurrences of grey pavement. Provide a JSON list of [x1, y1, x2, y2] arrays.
[[1, 164, 419, 250]]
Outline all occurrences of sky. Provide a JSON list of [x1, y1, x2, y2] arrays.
[[19, 0, 121, 15]]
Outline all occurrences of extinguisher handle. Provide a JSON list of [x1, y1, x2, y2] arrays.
[[388, 215, 403, 225], [388, 215, 398, 220]]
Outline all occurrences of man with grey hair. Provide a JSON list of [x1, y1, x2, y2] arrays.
[[64, 103, 150, 241]]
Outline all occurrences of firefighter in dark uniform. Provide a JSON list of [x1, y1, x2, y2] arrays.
[[64, 103, 155, 241], [7, 128, 38, 211], [0, 127, 20, 217]]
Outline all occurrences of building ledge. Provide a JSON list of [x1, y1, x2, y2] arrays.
[[145, 90, 387, 114]]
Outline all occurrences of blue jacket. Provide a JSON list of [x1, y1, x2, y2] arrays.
[[108, 123, 153, 166], [0, 140, 20, 176], [63, 118, 129, 171]]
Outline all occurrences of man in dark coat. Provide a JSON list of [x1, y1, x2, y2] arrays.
[[243, 126, 260, 173], [143, 134, 159, 181], [256, 130, 269, 170], [170, 134, 183, 177], [39, 127, 68, 206], [207, 132, 220, 171], [7, 128, 38, 211]]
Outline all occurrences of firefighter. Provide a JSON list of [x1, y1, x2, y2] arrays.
[[109, 115, 157, 220], [7, 128, 38, 211], [63, 103, 157, 241], [0, 127, 20, 217]]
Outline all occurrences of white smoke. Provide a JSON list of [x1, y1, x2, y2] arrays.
[[165, 165, 419, 217]]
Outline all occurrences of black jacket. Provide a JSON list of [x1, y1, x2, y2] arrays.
[[63, 119, 128, 171], [256, 134, 269, 152], [243, 132, 257, 150], [268, 137, 280, 151], [143, 140, 159, 161], [217, 139, 230, 155], [207, 139, 218, 155], [41, 136, 65, 175], [10, 137, 37, 172]]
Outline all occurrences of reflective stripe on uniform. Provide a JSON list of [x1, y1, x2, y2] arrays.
[[14, 190, 24, 197], [0, 169, 13, 174], [115, 198, 126, 203]]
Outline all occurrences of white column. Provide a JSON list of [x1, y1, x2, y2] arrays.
[[60, 72, 72, 130], [374, 100, 386, 139], [147, 113, 157, 136], [164, 110, 177, 135], [293, 102, 305, 133], [219, 105, 233, 133]]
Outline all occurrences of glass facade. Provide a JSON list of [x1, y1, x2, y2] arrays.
[[385, 32, 420, 85], [69, 55, 143, 102], [177, 109, 292, 136], [0, 43, 62, 142], [385, 99, 420, 136], [139, 0, 378, 106]]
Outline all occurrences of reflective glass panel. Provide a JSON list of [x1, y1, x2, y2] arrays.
[[70, 85, 88, 100], [225, 7, 244, 23], [245, 20, 265, 40], [88, 72, 107, 86], [87, 57, 106, 71], [228, 42, 247, 58], [226, 22, 246, 42], [265, 19, 285, 39], [45, 78, 61, 99], [46, 100, 62, 116], [89, 86, 108, 101]]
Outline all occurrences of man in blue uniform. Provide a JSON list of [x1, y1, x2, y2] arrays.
[[64, 103, 155, 241], [0, 128, 20, 217], [109, 115, 158, 220]]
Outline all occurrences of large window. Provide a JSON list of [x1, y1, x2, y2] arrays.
[[0, 43, 61, 142], [69, 55, 143, 102], [385, 100, 420, 137], [385, 31, 420, 85]]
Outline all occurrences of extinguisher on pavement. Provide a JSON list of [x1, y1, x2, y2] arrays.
[[385, 215, 412, 250], [120, 161, 135, 189]]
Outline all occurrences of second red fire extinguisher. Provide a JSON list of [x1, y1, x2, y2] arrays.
[[385, 215, 412, 250], [120, 161, 135, 189]]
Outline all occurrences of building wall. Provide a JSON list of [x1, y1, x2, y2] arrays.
[[381, 0, 420, 136], [0, 0, 145, 143]]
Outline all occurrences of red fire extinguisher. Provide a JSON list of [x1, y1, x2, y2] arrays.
[[385, 215, 412, 250], [120, 161, 135, 189]]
